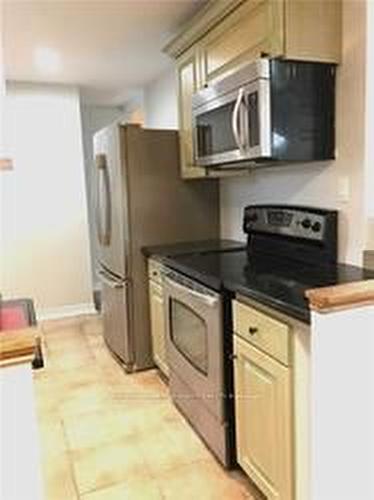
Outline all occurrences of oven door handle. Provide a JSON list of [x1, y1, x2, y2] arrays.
[[164, 277, 219, 307], [232, 87, 246, 154]]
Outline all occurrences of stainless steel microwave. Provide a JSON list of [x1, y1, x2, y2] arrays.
[[192, 58, 336, 168]]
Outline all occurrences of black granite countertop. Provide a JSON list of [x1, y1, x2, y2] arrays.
[[160, 249, 374, 323], [142, 239, 246, 258]]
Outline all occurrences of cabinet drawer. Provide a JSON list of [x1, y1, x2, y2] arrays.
[[148, 259, 163, 285], [233, 300, 291, 365]]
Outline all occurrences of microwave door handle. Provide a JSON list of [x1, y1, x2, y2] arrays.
[[164, 277, 218, 308], [232, 88, 246, 153], [193, 124, 200, 163]]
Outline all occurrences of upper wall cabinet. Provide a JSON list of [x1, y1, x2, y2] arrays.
[[199, 0, 284, 85], [165, 0, 342, 179], [176, 47, 207, 179]]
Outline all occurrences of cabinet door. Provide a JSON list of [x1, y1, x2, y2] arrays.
[[176, 47, 207, 179], [200, 0, 284, 85], [234, 334, 293, 500], [149, 281, 169, 377], [284, 0, 341, 63]]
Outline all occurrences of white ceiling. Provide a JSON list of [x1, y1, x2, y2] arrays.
[[3, 0, 205, 105]]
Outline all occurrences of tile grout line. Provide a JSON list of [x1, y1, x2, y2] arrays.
[[60, 413, 82, 500]]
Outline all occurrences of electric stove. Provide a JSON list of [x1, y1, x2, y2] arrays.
[[162, 205, 374, 323]]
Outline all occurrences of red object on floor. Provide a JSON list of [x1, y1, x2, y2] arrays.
[[0, 307, 30, 330], [0, 299, 37, 331], [0, 298, 43, 369]]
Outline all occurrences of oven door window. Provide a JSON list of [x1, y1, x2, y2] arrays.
[[196, 101, 237, 158], [170, 299, 208, 375]]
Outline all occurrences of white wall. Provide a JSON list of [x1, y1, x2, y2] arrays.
[[122, 90, 146, 125], [365, 0, 374, 248], [80, 104, 124, 287], [144, 68, 178, 129], [311, 305, 374, 500], [0, 83, 93, 318], [143, 1, 368, 265]]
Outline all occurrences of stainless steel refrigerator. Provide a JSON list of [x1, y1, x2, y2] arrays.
[[93, 124, 219, 372]]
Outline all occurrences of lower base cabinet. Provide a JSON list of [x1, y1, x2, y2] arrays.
[[149, 280, 169, 377], [234, 334, 293, 500]]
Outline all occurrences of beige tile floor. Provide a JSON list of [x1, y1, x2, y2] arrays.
[[34, 315, 264, 500]]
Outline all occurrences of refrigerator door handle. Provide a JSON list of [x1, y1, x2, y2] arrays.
[[95, 154, 112, 246], [98, 269, 124, 289]]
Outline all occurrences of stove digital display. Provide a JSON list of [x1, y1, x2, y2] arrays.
[[267, 210, 293, 227]]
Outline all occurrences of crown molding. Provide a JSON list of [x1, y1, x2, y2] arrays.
[[163, 0, 245, 59]]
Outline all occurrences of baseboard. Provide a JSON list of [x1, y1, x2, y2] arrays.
[[37, 303, 97, 321], [363, 250, 374, 270]]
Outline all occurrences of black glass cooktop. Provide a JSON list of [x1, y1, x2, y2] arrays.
[[162, 249, 374, 323], [142, 239, 245, 258]]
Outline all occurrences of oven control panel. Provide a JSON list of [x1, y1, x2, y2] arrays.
[[243, 205, 336, 242], [163, 269, 219, 300]]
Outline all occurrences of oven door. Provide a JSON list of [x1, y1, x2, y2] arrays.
[[192, 79, 271, 167], [163, 272, 224, 422]]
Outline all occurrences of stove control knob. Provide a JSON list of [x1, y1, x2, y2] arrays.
[[301, 218, 311, 229], [312, 221, 322, 233]]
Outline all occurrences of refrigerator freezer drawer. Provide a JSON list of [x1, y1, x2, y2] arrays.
[[100, 274, 132, 368]]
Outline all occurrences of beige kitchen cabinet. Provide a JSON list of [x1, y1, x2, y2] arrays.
[[165, 0, 341, 177], [176, 47, 207, 179], [234, 334, 293, 500], [199, 0, 341, 85], [199, 0, 284, 85], [175, 44, 252, 179], [148, 260, 169, 377], [233, 297, 311, 500]]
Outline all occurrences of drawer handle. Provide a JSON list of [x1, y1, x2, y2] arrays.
[[248, 326, 258, 335]]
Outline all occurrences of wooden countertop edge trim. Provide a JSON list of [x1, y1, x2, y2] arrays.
[[305, 279, 374, 313], [0, 354, 35, 368], [0, 327, 39, 365]]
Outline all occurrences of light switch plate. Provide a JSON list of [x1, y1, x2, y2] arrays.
[[337, 176, 350, 203]]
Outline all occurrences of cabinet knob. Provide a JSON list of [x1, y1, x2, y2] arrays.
[[249, 326, 258, 335], [229, 353, 238, 361]]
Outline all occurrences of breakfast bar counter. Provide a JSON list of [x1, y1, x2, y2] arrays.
[[305, 280, 374, 500], [0, 326, 37, 366], [306, 279, 374, 313], [0, 327, 44, 500]]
